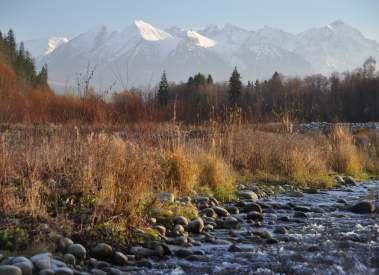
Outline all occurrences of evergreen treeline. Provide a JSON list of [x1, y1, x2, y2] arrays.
[[0, 29, 48, 90]]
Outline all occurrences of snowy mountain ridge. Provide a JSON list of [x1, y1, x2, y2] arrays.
[[28, 20, 379, 90]]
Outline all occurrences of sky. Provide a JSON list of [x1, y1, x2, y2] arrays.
[[1, 0, 379, 42]]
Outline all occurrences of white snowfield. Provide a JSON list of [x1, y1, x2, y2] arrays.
[[186, 30, 216, 48], [46, 37, 69, 55], [134, 20, 173, 41]]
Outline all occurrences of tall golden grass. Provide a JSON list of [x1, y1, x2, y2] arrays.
[[0, 123, 377, 245]]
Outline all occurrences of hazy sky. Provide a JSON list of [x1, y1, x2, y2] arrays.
[[1, 0, 379, 42]]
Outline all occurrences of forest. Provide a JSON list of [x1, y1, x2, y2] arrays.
[[0, 29, 378, 125]]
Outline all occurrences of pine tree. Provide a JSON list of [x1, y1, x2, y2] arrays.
[[207, 74, 213, 84], [228, 67, 242, 106], [187, 76, 194, 86], [158, 71, 169, 106], [36, 64, 48, 86]]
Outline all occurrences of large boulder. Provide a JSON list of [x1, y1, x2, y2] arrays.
[[188, 218, 204, 234], [351, 200, 375, 214]]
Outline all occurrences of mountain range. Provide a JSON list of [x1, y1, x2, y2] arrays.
[[25, 20, 379, 91]]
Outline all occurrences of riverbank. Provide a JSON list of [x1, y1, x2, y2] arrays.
[[0, 123, 377, 274]]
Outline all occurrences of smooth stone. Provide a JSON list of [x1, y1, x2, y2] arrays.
[[130, 246, 159, 258], [153, 225, 166, 236], [273, 226, 288, 234], [67, 244, 86, 261], [112, 252, 128, 266], [10, 257, 34, 275], [173, 216, 189, 226], [212, 206, 230, 217], [90, 269, 107, 275], [39, 269, 55, 275], [0, 265, 22, 275], [174, 249, 194, 258], [277, 216, 290, 222], [188, 218, 204, 234], [246, 211, 263, 221], [54, 267, 74, 275], [57, 238, 74, 253], [221, 216, 240, 229], [243, 202, 262, 213], [63, 254, 76, 265], [344, 176, 357, 185], [199, 208, 217, 218], [30, 253, 52, 270], [91, 243, 113, 259], [224, 205, 239, 214], [173, 224, 185, 236], [293, 206, 311, 212], [266, 238, 279, 244], [237, 191, 258, 201]]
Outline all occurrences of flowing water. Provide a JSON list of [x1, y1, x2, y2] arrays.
[[129, 181, 378, 275]]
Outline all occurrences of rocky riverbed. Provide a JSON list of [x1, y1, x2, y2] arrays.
[[1, 178, 378, 275]]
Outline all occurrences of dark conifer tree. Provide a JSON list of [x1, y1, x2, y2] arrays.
[[158, 71, 169, 106], [228, 67, 242, 107], [207, 74, 213, 84]]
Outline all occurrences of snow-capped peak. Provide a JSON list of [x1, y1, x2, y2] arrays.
[[134, 20, 172, 41], [186, 30, 216, 48], [46, 37, 69, 54]]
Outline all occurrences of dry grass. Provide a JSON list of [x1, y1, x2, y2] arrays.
[[0, 123, 377, 248]]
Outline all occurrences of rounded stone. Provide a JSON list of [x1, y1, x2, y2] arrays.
[[0, 265, 22, 275], [63, 254, 76, 265], [173, 216, 189, 226], [188, 217, 204, 234], [246, 211, 263, 221], [30, 253, 52, 270], [67, 244, 86, 261], [351, 200, 375, 214], [57, 237, 74, 253], [243, 203, 262, 213], [91, 243, 113, 259], [112, 252, 128, 266]]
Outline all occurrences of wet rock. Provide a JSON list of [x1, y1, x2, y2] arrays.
[[91, 243, 113, 259], [67, 244, 86, 261], [173, 216, 189, 226], [277, 216, 290, 222], [63, 254, 76, 266], [157, 192, 175, 203], [224, 205, 239, 214], [153, 225, 166, 236], [30, 253, 52, 270], [39, 269, 55, 275], [246, 211, 263, 221], [304, 188, 320, 194], [243, 202, 262, 213], [166, 236, 188, 246], [200, 208, 217, 218], [185, 255, 209, 262], [237, 191, 258, 201], [0, 265, 22, 275], [57, 237, 74, 253], [289, 190, 304, 197], [266, 238, 279, 244], [130, 246, 159, 258], [273, 226, 288, 235], [175, 249, 194, 258], [351, 200, 375, 213], [212, 206, 230, 217], [293, 211, 307, 219], [221, 216, 240, 229], [192, 196, 210, 205], [205, 224, 214, 231], [335, 175, 345, 185], [90, 268, 107, 275], [337, 198, 348, 204], [293, 206, 310, 212], [228, 244, 244, 252], [188, 218, 204, 234], [54, 267, 74, 275], [9, 257, 34, 275]]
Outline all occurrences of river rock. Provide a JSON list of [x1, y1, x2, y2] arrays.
[[173, 224, 185, 236], [63, 254, 76, 266], [273, 226, 288, 234], [243, 202, 262, 213], [222, 216, 240, 229], [130, 246, 159, 258], [91, 243, 113, 259], [39, 269, 55, 275], [173, 216, 189, 226], [200, 208, 217, 218], [344, 176, 357, 185], [0, 265, 22, 275], [153, 225, 166, 236], [237, 191, 258, 201], [246, 211, 263, 221], [90, 269, 107, 275], [212, 206, 230, 217], [157, 192, 175, 203], [67, 244, 86, 261], [9, 257, 34, 275], [57, 237, 74, 253], [225, 205, 239, 214], [188, 218, 204, 233], [175, 249, 194, 258], [112, 252, 128, 266], [293, 206, 311, 212], [30, 253, 52, 270], [293, 211, 307, 219], [54, 267, 74, 275], [351, 200, 375, 214], [335, 175, 345, 185]]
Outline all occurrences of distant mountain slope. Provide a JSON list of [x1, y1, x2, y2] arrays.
[[28, 20, 379, 91]]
